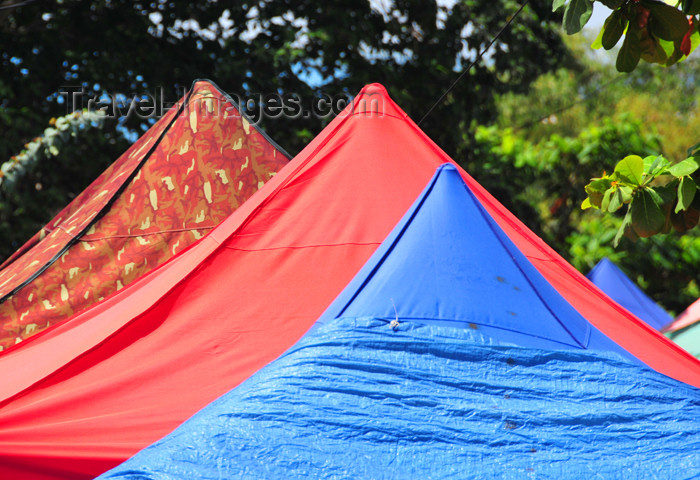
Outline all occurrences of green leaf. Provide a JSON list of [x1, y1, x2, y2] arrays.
[[643, 155, 657, 173], [676, 176, 697, 213], [585, 177, 613, 208], [613, 208, 632, 247], [591, 24, 605, 49], [601, 186, 615, 211], [687, 142, 700, 158], [619, 185, 634, 202], [614, 154, 645, 185], [643, 154, 669, 178], [690, 31, 700, 57], [641, 36, 669, 64], [671, 206, 700, 232], [586, 177, 613, 192], [608, 188, 624, 212], [616, 28, 642, 72], [655, 185, 678, 205], [602, 9, 627, 50], [552, 0, 567, 12], [581, 197, 593, 210], [668, 157, 700, 177], [646, 186, 665, 206], [631, 188, 666, 237], [646, 1, 690, 41], [658, 38, 676, 58], [564, 0, 594, 34]]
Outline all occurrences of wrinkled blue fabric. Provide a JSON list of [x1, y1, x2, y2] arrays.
[[98, 318, 700, 480], [587, 258, 673, 331]]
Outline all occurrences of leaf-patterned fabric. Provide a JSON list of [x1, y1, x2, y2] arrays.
[[0, 80, 288, 350]]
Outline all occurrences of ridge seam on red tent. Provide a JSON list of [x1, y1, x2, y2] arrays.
[[346, 111, 407, 122], [223, 242, 382, 252]]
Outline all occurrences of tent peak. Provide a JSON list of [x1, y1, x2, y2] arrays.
[[360, 83, 389, 95], [320, 162, 634, 359], [349, 83, 406, 119]]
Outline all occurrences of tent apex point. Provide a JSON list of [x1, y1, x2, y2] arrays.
[[352, 83, 405, 119], [360, 83, 389, 96]]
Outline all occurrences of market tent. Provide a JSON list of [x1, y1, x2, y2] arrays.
[[0, 84, 699, 480], [665, 298, 700, 357], [0, 79, 288, 350], [665, 298, 700, 333], [667, 320, 700, 358], [586, 257, 673, 330], [97, 165, 700, 479]]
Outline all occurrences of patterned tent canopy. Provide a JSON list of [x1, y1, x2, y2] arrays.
[[0, 80, 288, 350]]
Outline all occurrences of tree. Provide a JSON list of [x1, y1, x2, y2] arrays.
[[0, 109, 109, 261], [553, 0, 700, 242], [472, 29, 700, 313], [555, 0, 699, 72], [1, 0, 571, 260]]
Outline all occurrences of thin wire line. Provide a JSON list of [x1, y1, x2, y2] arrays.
[[514, 75, 625, 131], [418, 0, 531, 126], [0, 0, 39, 11]]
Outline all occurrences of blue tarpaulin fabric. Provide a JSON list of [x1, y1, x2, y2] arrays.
[[97, 165, 700, 479], [586, 258, 673, 331], [98, 318, 700, 480]]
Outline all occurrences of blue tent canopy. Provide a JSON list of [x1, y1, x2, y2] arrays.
[[321, 164, 634, 359], [587, 257, 672, 331], [98, 165, 700, 479]]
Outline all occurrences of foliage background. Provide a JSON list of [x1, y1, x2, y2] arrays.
[[1, 0, 570, 255], [477, 34, 700, 314], [1, 0, 698, 314]]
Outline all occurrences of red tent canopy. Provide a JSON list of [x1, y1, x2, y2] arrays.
[[0, 84, 698, 480], [0, 80, 287, 350]]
